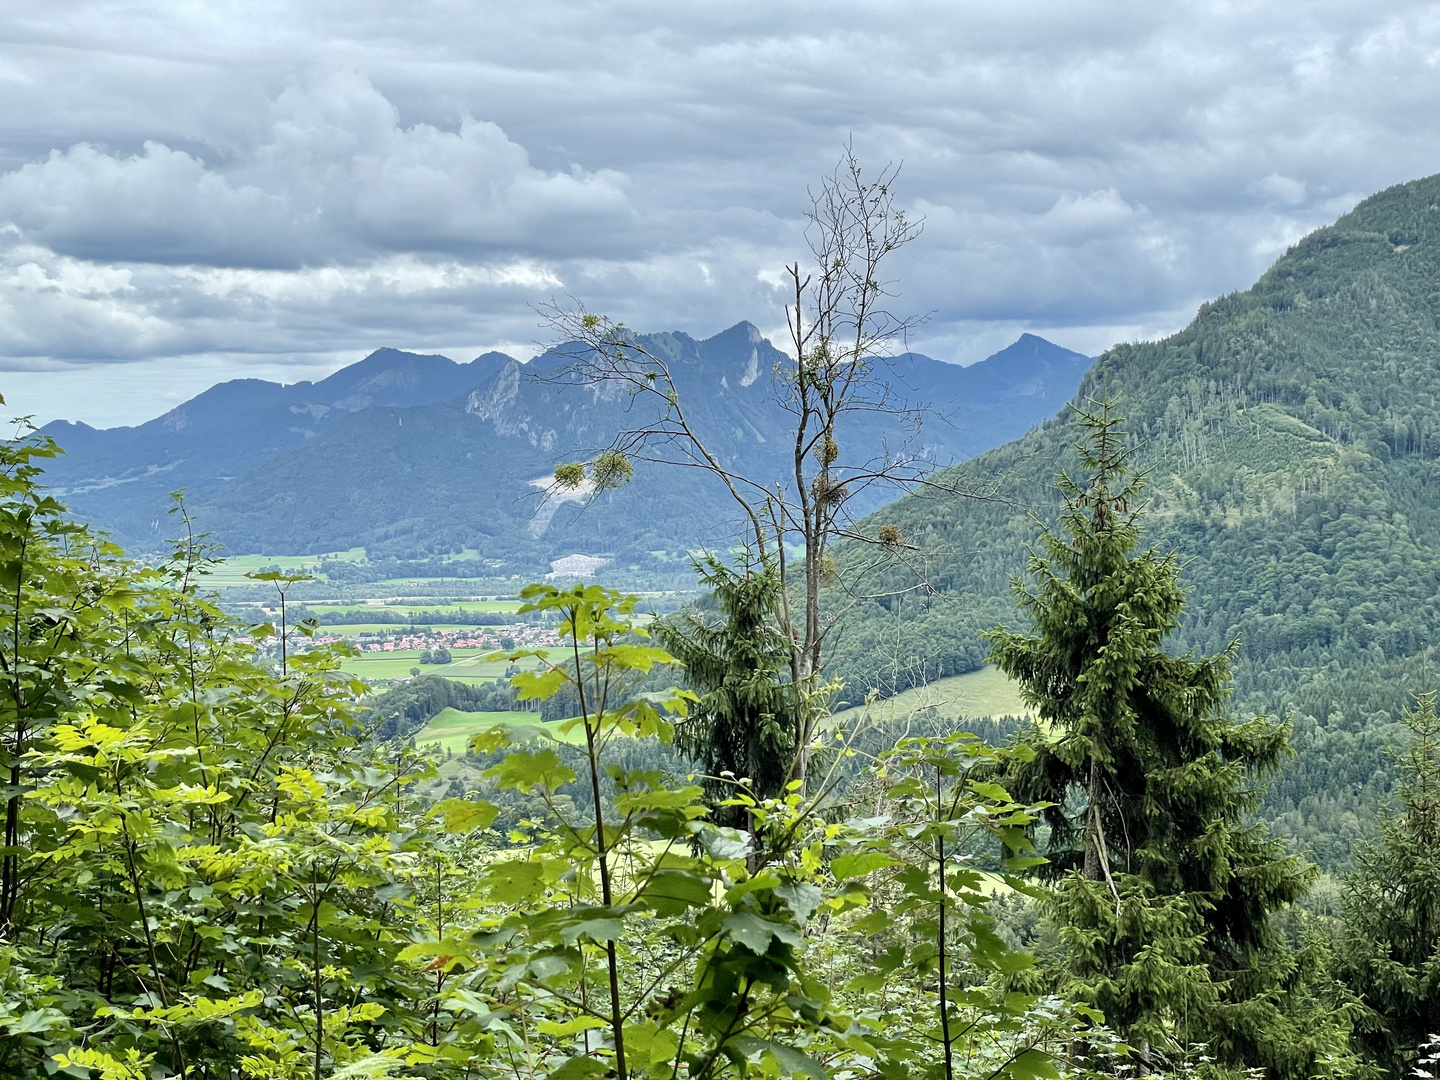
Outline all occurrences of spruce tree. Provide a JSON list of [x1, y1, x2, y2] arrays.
[[987, 401, 1351, 1077], [654, 554, 795, 822], [1336, 691, 1440, 1075]]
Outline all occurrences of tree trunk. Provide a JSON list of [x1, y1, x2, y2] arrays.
[[1084, 757, 1103, 882]]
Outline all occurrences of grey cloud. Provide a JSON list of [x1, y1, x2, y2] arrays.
[[2, 0, 1440, 426], [0, 71, 636, 269]]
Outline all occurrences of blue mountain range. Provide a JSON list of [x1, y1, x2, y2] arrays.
[[38, 324, 1090, 568]]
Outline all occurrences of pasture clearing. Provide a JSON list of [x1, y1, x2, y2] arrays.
[[205, 549, 366, 587], [826, 666, 1030, 731], [415, 707, 582, 754]]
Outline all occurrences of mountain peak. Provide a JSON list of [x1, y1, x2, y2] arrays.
[[40, 322, 1092, 555], [980, 333, 1089, 366], [702, 321, 767, 348]]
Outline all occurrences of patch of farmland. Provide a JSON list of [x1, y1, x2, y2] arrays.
[[414, 707, 582, 754], [206, 549, 365, 587], [827, 666, 1030, 730], [338, 648, 548, 682]]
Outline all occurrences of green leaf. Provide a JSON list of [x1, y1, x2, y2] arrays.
[[1003, 1049, 1060, 1080], [433, 798, 499, 833], [774, 882, 822, 925], [561, 917, 623, 944], [845, 971, 886, 993], [485, 748, 576, 793], [512, 668, 570, 703], [548, 1056, 608, 1080], [970, 922, 1034, 974], [722, 912, 802, 954], [701, 826, 752, 861], [641, 869, 715, 915], [536, 1016, 608, 1037], [624, 1020, 680, 1068], [468, 726, 512, 754], [5, 1008, 63, 1034], [967, 780, 1015, 804], [731, 1038, 826, 1080], [598, 643, 675, 672], [831, 851, 899, 880], [479, 859, 547, 904], [852, 909, 889, 936]]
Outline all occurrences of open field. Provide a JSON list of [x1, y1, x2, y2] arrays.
[[309, 599, 522, 614], [415, 707, 582, 753], [368, 578, 513, 591], [204, 550, 366, 587], [827, 666, 1030, 730], [338, 648, 549, 682]]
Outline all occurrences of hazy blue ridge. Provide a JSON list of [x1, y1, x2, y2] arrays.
[[38, 325, 1089, 565]]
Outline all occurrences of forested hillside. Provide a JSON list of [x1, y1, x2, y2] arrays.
[[832, 173, 1440, 867]]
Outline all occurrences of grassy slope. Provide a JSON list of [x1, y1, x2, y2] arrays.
[[828, 667, 1030, 731], [340, 649, 547, 682], [415, 707, 582, 753]]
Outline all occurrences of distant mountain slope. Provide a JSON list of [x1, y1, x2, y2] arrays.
[[39, 326, 1090, 563], [832, 173, 1440, 868], [888, 333, 1101, 457], [39, 348, 510, 540]]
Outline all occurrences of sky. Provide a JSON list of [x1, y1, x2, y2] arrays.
[[2, 1, 1439, 428]]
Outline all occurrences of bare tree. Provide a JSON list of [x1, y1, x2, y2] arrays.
[[541, 146, 974, 786]]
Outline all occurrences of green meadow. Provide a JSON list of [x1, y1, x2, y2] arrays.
[[308, 599, 522, 615], [204, 549, 366, 587], [826, 666, 1030, 730], [414, 707, 583, 754], [338, 648, 549, 682]]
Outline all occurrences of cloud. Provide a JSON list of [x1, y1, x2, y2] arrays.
[[0, 143, 295, 267], [0, 72, 634, 269], [1251, 174, 1308, 207], [1, 0, 1440, 425]]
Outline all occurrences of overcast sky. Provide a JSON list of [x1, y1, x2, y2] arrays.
[[2, 1, 1438, 427]]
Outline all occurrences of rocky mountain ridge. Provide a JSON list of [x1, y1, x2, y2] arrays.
[[40, 326, 1090, 566]]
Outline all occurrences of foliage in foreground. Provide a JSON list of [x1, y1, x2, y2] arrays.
[[0, 432, 1108, 1080]]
